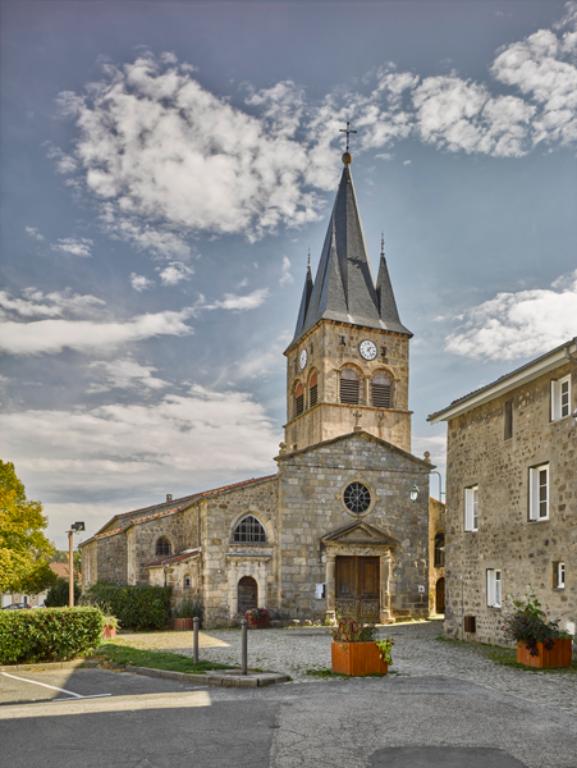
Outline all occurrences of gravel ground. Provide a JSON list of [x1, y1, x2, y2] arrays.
[[120, 620, 577, 715]]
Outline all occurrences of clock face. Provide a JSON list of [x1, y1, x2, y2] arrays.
[[359, 340, 377, 361], [299, 349, 308, 370]]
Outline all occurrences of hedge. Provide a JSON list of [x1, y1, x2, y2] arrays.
[[0, 607, 104, 664], [44, 577, 81, 607], [82, 582, 172, 631]]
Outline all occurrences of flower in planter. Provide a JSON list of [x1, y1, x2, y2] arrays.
[[331, 617, 375, 643], [244, 608, 270, 622], [504, 593, 569, 656]]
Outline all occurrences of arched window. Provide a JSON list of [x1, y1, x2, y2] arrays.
[[434, 533, 445, 568], [371, 371, 392, 408], [155, 536, 171, 557], [309, 370, 318, 407], [294, 382, 304, 416], [233, 515, 266, 544], [340, 367, 360, 404]]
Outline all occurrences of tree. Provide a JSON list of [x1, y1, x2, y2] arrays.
[[0, 461, 54, 593], [45, 577, 80, 607]]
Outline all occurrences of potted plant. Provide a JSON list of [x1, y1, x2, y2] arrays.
[[331, 617, 393, 676], [505, 594, 572, 669], [102, 615, 119, 640], [173, 599, 198, 631], [245, 607, 270, 629]]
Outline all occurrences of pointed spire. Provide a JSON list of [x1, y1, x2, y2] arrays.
[[291, 151, 411, 344], [376, 240, 412, 336], [293, 253, 314, 339]]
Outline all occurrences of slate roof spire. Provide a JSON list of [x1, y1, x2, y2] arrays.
[[292, 151, 411, 343]]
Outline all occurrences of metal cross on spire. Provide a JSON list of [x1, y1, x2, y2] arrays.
[[339, 120, 357, 153]]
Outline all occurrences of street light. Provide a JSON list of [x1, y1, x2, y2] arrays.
[[67, 522, 85, 608]]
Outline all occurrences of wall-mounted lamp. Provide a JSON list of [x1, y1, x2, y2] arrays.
[[409, 485, 419, 502]]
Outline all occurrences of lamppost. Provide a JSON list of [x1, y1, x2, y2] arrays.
[[67, 522, 85, 607]]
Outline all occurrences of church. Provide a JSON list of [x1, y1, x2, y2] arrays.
[[80, 148, 433, 627]]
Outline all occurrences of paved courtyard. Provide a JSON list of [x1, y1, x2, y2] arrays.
[[119, 620, 577, 716]]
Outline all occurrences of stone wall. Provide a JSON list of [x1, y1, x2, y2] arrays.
[[444, 361, 577, 645], [428, 497, 445, 616], [278, 431, 430, 622], [201, 477, 279, 626], [285, 320, 411, 453], [128, 509, 198, 584], [95, 532, 127, 584]]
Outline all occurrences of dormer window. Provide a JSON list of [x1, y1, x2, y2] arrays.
[[340, 367, 360, 404], [371, 372, 392, 408]]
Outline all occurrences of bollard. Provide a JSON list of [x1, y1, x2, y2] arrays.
[[241, 618, 248, 675], [193, 617, 200, 664]]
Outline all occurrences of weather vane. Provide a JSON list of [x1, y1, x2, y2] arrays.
[[339, 120, 357, 153]]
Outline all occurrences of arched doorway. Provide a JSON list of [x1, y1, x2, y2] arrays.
[[237, 576, 258, 615], [435, 577, 445, 614]]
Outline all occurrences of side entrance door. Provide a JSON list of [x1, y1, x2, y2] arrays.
[[335, 555, 380, 622]]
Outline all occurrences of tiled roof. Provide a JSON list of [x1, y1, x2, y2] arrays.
[[146, 548, 201, 568], [82, 474, 278, 544]]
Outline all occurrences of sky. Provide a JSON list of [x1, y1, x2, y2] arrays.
[[1, 0, 576, 548]]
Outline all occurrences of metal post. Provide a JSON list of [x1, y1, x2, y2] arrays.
[[193, 617, 200, 664], [67, 529, 74, 608], [240, 618, 248, 675]]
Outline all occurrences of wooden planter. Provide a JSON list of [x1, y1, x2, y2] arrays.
[[516, 638, 573, 669], [173, 617, 194, 631], [331, 641, 388, 676], [102, 626, 117, 640]]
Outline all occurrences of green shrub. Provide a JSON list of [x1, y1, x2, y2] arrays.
[[44, 577, 81, 607], [0, 607, 104, 664], [82, 582, 172, 631]]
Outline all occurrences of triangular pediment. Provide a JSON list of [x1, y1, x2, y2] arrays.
[[322, 520, 398, 547]]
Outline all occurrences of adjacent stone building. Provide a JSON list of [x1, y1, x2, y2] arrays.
[[429, 339, 577, 645], [81, 151, 434, 626]]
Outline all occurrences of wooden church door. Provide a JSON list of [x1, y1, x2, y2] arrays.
[[335, 556, 380, 622], [237, 576, 258, 615]]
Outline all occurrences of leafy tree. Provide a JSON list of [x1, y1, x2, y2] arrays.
[[0, 461, 54, 593]]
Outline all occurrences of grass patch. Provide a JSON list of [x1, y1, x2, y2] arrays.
[[92, 642, 233, 674], [304, 667, 347, 678]]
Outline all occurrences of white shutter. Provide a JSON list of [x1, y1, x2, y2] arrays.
[[486, 570, 494, 606], [551, 379, 557, 421]]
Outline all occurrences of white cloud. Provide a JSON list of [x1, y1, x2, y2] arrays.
[[51, 237, 93, 258], [205, 288, 269, 311], [445, 269, 577, 360], [0, 309, 192, 356], [88, 357, 169, 393], [130, 273, 154, 292], [0, 288, 105, 319], [25, 226, 45, 242], [1, 386, 279, 540], [157, 261, 194, 286], [279, 255, 294, 287], [46, 144, 78, 175]]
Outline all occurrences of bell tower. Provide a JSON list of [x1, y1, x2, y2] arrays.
[[283, 148, 413, 453]]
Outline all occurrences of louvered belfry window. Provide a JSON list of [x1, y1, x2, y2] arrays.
[[371, 372, 392, 408], [294, 382, 304, 416], [309, 370, 318, 407], [340, 368, 360, 404]]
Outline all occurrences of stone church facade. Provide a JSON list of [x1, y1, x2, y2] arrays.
[[81, 152, 433, 627]]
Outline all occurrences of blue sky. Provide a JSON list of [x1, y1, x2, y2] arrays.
[[1, 1, 576, 547]]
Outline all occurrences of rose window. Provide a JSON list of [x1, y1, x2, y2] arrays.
[[343, 482, 371, 514]]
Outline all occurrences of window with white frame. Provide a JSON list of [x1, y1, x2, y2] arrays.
[[529, 464, 549, 521], [464, 485, 479, 531], [486, 569, 502, 608], [554, 561, 566, 589], [551, 375, 571, 421]]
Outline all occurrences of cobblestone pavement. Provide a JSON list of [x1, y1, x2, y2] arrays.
[[122, 620, 577, 716]]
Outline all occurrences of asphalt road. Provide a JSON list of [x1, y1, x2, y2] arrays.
[[1, 668, 576, 768]]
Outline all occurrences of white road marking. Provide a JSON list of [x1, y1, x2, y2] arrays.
[[1, 671, 110, 700]]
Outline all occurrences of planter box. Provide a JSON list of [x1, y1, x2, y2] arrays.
[[173, 618, 194, 631], [102, 626, 117, 640], [331, 641, 388, 676], [247, 618, 270, 630], [516, 638, 573, 669]]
